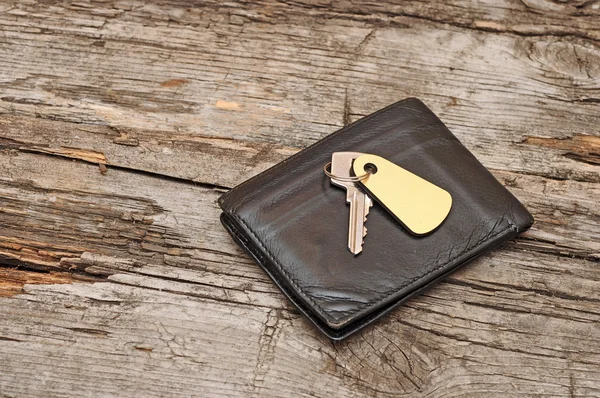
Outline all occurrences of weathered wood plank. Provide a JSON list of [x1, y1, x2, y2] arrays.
[[0, 152, 287, 310], [0, 267, 97, 297], [0, 148, 599, 396], [0, 115, 297, 189], [0, 1, 598, 184], [0, 0, 599, 396], [1, 122, 598, 264], [0, 283, 278, 398], [2, 0, 599, 40], [1, 255, 599, 397], [242, 0, 600, 41]]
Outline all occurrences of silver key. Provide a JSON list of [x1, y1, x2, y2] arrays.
[[330, 152, 373, 255]]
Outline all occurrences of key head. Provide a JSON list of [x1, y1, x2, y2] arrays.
[[330, 152, 365, 189], [353, 153, 452, 235]]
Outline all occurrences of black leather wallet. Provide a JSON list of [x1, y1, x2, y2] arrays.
[[219, 98, 534, 340]]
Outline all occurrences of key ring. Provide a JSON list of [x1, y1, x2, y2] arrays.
[[323, 162, 372, 182]]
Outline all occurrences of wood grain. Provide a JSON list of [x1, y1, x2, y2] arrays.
[[0, 0, 598, 397], [0, 142, 598, 397], [1, 1, 599, 185]]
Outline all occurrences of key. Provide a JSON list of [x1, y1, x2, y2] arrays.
[[330, 152, 373, 255]]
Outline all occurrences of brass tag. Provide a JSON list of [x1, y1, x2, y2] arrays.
[[352, 154, 452, 235]]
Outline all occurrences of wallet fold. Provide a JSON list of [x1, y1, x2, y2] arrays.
[[218, 98, 534, 340]]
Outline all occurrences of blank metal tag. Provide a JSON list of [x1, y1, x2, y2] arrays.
[[352, 154, 452, 235]]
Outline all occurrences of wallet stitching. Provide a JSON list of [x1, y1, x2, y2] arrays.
[[219, 98, 417, 209], [231, 206, 516, 326]]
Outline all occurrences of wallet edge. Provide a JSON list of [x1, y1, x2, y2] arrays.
[[217, 97, 535, 336], [220, 211, 530, 340]]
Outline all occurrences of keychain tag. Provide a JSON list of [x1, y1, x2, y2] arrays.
[[352, 154, 452, 235]]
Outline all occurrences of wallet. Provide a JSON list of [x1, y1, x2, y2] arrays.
[[218, 98, 534, 340]]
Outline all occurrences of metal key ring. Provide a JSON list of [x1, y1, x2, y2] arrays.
[[323, 162, 371, 182]]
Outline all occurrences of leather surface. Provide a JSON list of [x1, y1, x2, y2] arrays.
[[218, 98, 534, 340]]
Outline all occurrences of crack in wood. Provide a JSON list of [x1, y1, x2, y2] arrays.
[[354, 29, 376, 57], [14, 147, 231, 191], [22, 146, 107, 164], [449, 277, 600, 305], [65, 327, 110, 337], [249, 309, 283, 396], [512, 238, 599, 263], [395, 317, 598, 364], [0, 336, 22, 342], [0, 266, 100, 298], [521, 134, 600, 167], [342, 88, 351, 127]]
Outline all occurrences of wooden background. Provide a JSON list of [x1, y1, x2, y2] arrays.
[[0, 1, 599, 396]]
